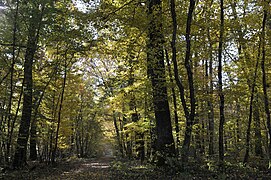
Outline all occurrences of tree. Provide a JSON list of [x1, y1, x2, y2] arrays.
[[51, 51, 68, 163], [165, 50, 180, 154], [260, 0, 271, 168], [147, 0, 175, 165], [169, 0, 196, 163], [181, 0, 196, 163], [218, 0, 225, 168], [12, 1, 46, 168], [6, 0, 19, 163]]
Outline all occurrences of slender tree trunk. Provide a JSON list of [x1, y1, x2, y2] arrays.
[[169, 0, 196, 163], [207, 27, 215, 156], [165, 50, 180, 155], [127, 52, 143, 160], [230, 2, 259, 158], [49, 77, 60, 162], [30, 71, 55, 160], [181, 0, 196, 163], [243, 31, 261, 165], [218, 0, 225, 168], [260, 3, 271, 168], [113, 111, 124, 157], [52, 57, 67, 163], [7, 77, 23, 164], [79, 95, 84, 157], [6, 0, 19, 163], [236, 102, 241, 144], [147, 0, 175, 165], [119, 114, 126, 156], [254, 94, 263, 157]]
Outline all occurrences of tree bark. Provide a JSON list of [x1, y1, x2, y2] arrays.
[[236, 102, 241, 144], [243, 26, 261, 165], [52, 56, 67, 163], [113, 111, 124, 157], [218, 0, 225, 168], [169, 0, 196, 163], [207, 27, 215, 156], [260, 2, 271, 168], [254, 94, 263, 157], [165, 50, 180, 155], [147, 0, 175, 165], [6, 0, 19, 163], [29, 69, 56, 160], [12, 3, 44, 168], [127, 52, 144, 160], [181, 0, 196, 163]]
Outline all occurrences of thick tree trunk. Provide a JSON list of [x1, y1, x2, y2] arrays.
[[12, 15, 40, 169], [12, 28, 35, 168], [147, 0, 175, 165], [12, 2, 45, 168]]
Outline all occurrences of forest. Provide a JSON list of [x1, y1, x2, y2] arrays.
[[1, 0, 271, 179]]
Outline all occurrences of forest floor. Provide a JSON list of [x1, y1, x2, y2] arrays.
[[1, 156, 271, 179]]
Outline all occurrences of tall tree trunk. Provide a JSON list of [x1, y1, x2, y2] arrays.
[[165, 50, 180, 155], [113, 111, 124, 157], [147, 0, 175, 165], [254, 93, 263, 157], [52, 57, 67, 163], [260, 2, 271, 168], [127, 51, 143, 160], [29, 69, 55, 160], [6, 0, 19, 163], [7, 77, 23, 163], [169, 0, 196, 163], [230, 2, 261, 160], [243, 29, 261, 165], [236, 102, 241, 144], [181, 0, 196, 163], [49, 74, 60, 162], [12, 3, 44, 168], [207, 27, 215, 156], [218, 0, 225, 168]]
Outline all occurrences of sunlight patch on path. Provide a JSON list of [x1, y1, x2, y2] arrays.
[[82, 162, 110, 169], [60, 158, 112, 177]]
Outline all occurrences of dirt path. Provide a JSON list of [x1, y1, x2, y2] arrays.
[[44, 156, 115, 180], [3, 157, 271, 179], [2, 157, 178, 180], [1, 157, 116, 180]]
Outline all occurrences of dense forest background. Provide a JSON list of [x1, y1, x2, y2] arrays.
[[1, 0, 271, 177]]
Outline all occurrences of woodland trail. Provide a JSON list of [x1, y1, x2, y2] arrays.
[[41, 156, 115, 180], [2, 156, 177, 180], [1, 157, 116, 180], [2, 157, 271, 179], [0, 156, 197, 180]]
